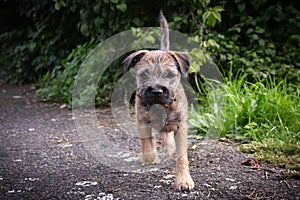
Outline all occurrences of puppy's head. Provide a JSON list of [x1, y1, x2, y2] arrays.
[[124, 50, 189, 107]]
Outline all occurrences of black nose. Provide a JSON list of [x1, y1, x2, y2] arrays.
[[151, 88, 163, 96]]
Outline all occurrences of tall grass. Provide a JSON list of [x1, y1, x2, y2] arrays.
[[189, 74, 300, 169]]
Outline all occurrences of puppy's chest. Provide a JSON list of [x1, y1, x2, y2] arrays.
[[139, 104, 182, 132]]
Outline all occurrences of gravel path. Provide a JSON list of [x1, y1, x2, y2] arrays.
[[0, 84, 299, 199]]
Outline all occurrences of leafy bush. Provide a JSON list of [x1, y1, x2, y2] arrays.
[[36, 39, 124, 106], [2, 0, 299, 86], [37, 40, 97, 105], [0, 0, 146, 83], [36, 0, 225, 105], [0, 0, 83, 83], [213, 0, 300, 84]]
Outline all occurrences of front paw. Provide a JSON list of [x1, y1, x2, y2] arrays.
[[175, 174, 194, 191], [140, 151, 160, 164]]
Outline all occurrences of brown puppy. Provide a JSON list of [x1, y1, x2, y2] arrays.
[[124, 11, 194, 191]]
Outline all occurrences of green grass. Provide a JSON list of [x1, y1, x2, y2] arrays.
[[189, 73, 300, 169]]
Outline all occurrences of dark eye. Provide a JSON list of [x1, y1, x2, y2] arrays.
[[139, 70, 148, 79], [165, 71, 176, 79]]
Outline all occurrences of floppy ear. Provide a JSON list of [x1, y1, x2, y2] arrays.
[[169, 51, 190, 78], [123, 50, 148, 71]]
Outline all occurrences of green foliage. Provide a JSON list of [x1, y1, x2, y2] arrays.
[[77, 0, 140, 38], [202, 6, 224, 27], [37, 40, 122, 106], [189, 73, 300, 168], [186, 0, 300, 168], [212, 0, 300, 84], [0, 0, 145, 83], [37, 40, 97, 105], [240, 139, 300, 169], [0, 0, 83, 83], [3, 0, 299, 85], [35, 0, 224, 105]]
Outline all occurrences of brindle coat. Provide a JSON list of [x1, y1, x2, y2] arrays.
[[123, 11, 194, 191]]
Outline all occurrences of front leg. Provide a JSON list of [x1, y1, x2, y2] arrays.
[[138, 125, 159, 164], [161, 131, 176, 158], [174, 124, 194, 191]]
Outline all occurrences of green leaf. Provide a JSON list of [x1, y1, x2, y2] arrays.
[[208, 39, 220, 49], [174, 16, 182, 22], [93, 4, 101, 14], [94, 17, 104, 27], [238, 3, 246, 12], [251, 34, 259, 41], [132, 17, 143, 26], [213, 6, 224, 12], [199, 0, 210, 8], [116, 3, 127, 12], [80, 9, 89, 21], [202, 11, 210, 22], [258, 39, 265, 46], [207, 15, 216, 27], [246, 28, 254, 34], [203, 6, 223, 27], [212, 11, 221, 22], [80, 23, 89, 36], [54, 0, 66, 11], [229, 26, 241, 33], [255, 27, 265, 34], [220, 54, 227, 61]]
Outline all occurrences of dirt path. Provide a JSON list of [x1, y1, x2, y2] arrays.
[[0, 84, 299, 200]]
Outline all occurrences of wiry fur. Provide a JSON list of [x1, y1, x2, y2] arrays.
[[160, 10, 169, 51], [124, 11, 194, 191]]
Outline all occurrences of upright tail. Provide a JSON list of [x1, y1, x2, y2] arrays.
[[159, 10, 169, 51]]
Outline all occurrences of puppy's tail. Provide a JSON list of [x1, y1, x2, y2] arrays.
[[159, 10, 169, 51]]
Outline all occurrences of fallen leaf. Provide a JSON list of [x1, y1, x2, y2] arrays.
[[242, 158, 259, 167], [60, 104, 67, 109]]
